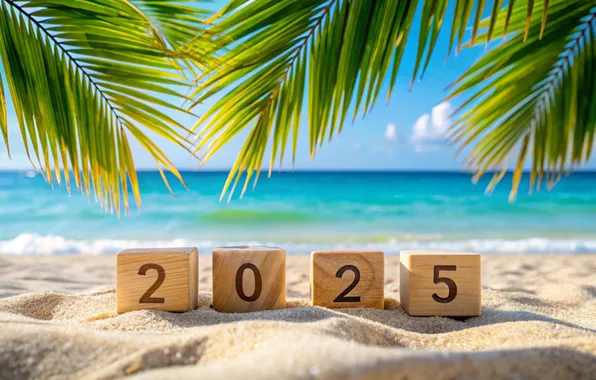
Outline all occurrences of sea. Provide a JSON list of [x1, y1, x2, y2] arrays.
[[0, 170, 595, 255]]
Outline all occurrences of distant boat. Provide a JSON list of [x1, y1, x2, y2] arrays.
[[25, 170, 37, 179]]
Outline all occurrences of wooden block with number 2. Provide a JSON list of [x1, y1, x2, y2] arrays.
[[116, 248, 198, 313], [311, 250, 384, 309], [400, 250, 481, 317]]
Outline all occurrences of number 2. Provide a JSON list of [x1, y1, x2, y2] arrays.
[[432, 265, 457, 303], [333, 265, 361, 303], [138, 263, 165, 304]]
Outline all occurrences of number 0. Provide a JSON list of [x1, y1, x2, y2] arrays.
[[235, 263, 262, 302], [432, 265, 457, 303]]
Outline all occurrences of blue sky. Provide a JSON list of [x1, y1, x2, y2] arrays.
[[1, 1, 595, 172]]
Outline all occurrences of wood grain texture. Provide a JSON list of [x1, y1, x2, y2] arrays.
[[212, 246, 286, 313], [310, 250, 384, 309], [400, 250, 481, 317], [116, 248, 198, 313]]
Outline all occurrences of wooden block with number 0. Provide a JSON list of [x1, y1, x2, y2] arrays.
[[116, 248, 198, 313], [310, 250, 384, 309], [212, 246, 286, 313], [400, 250, 481, 317]]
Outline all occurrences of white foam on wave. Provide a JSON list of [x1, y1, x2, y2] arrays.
[[1, 233, 596, 255]]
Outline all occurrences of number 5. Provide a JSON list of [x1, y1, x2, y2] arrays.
[[432, 265, 457, 303]]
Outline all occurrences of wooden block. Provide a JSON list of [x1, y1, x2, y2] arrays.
[[116, 247, 198, 313], [400, 250, 481, 317], [310, 250, 384, 309], [212, 246, 286, 313]]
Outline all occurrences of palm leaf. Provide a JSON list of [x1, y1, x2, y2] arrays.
[[0, 72, 7, 154], [448, 0, 596, 200], [0, 0, 212, 213], [130, 0, 216, 74], [188, 0, 554, 200]]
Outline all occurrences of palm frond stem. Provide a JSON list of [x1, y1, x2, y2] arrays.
[[259, 1, 336, 122], [530, 9, 595, 143], [541, 10, 595, 95], [4, 0, 124, 127]]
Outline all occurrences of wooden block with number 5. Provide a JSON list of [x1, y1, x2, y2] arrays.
[[212, 246, 286, 313], [311, 250, 384, 309], [400, 250, 481, 317], [116, 248, 198, 313]]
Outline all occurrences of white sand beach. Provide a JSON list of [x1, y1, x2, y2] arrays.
[[0, 254, 595, 379]]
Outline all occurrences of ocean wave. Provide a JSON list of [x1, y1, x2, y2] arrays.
[[1, 233, 596, 255]]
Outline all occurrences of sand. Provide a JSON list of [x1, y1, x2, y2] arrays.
[[0, 254, 595, 379]]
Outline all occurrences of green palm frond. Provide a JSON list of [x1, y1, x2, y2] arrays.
[[0, 0, 212, 213], [187, 0, 552, 200], [132, 0, 215, 74], [0, 72, 6, 150], [448, 0, 596, 200]]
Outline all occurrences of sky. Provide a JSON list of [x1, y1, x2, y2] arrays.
[[1, 0, 595, 172]]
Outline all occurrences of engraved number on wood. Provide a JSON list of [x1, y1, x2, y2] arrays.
[[432, 265, 457, 303], [138, 263, 166, 304], [235, 263, 262, 302], [333, 265, 361, 303]]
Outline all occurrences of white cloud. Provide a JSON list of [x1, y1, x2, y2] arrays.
[[410, 102, 452, 152], [385, 123, 397, 142]]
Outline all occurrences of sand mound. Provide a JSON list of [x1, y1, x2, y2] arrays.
[[0, 254, 595, 379]]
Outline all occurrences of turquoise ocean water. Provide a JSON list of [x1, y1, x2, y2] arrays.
[[1, 170, 596, 255]]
